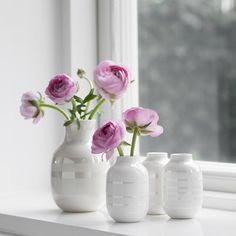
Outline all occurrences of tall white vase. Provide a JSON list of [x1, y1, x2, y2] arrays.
[[143, 152, 168, 215], [106, 156, 149, 223], [163, 153, 203, 219], [51, 120, 109, 212]]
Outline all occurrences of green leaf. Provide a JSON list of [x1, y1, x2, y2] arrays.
[[84, 89, 94, 99], [80, 110, 92, 119], [126, 127, 133, 134], [125, 121, 138, 129], [83, 89, 97, 103], [68, 109, 76, 119], [29, 100, 39, 107], [139, 122, 152, 129], [140, 129, 153, 134], [76, 104, 86, 110], [76, 104, 86, 114], [77, 104, 86, 108], [120, 141, 131, 146], [137, 128, 142, 136], [85, 94, 97, 103], [64, 119, 74, 127], [73, 95, 83, 103], [97, 94, 103, 101]]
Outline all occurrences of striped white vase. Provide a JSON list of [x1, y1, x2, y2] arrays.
[[163, 153, 203, 219], [106, 156, 149, 223], [51, 120, 109, 212], [143, 152, 168, 215]]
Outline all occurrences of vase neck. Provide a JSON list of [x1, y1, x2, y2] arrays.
[[64, 120, 96, 143], [170, 153, 192, 162], [146, 152, 168, 162], [116, 156, 144, 165]]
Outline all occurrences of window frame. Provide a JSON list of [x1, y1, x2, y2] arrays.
[[97, 0, 139, 120], [61, 0, 98, 97], [97, 0, 139, 152], [97, 0, 236, 201]]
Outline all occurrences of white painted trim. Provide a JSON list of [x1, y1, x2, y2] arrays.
[[203, 191, 236, 211], [198, 161, 236, 193], [97, 0, 139, 114], [98, 0, 139, 153], [61, 0, 98, 98]]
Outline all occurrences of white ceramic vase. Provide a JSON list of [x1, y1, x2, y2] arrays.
[[163, 153, 203, 219], [143, 152, 168, 215], [51, 120, 109, 212], [106, 156, 149, 223]]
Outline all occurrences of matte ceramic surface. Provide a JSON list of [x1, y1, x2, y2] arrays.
[[163, 153, 203, 219], [106, 156, 149, 223], [143, 152, 168, 215], [51, 120, 109, 212]]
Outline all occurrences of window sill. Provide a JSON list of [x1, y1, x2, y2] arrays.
[[198, 161, 236, 193], [203, 191, 236, 211], [0, 192, 235, 236]]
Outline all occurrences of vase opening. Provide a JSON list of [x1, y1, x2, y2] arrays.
[[146, 152, 168, 162], [170, 153, 192, 162]]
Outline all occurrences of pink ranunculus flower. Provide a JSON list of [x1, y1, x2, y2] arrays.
[[94, 60, 131, 101], [20, 92, 44, 124], [91, 120, 125, 160], [122, 107, 163, 137], [45, 74, 77, 104]]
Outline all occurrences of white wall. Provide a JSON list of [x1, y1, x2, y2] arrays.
[[0, 0, 97, 193]]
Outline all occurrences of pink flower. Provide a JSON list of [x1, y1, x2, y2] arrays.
[[94, 60, 131, 101], [20, 92, 43, 124], [45, 74, 77, 104], [122, 107, 163, 137], [92, 120, 125, 160]]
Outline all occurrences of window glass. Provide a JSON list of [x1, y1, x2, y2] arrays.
[[138, 0, 236, 163]]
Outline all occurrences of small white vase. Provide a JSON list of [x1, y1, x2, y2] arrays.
[[143, 152, 168, 215], [163, 153, 203, 219], [51, 120, 109, 212], [106, 156, 149, 223]]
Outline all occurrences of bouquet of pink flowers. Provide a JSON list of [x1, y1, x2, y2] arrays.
[[91, 107, 163, 160], [20, 60, 131, 127]]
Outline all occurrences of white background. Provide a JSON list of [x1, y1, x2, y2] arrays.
[[0, 0, 97, 193]]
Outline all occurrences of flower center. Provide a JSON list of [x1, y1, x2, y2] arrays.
[[102, 124, 115, 137]]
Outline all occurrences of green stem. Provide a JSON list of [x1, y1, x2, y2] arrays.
[[88, 98, 106, 120], [71, 97, 77, 114], [84, 102, 90, 119], [40, 103, 70, 120], [117, 145, 124, 156], [82, 75, 93, 91], [83, 76, 94, 118], [130, 127, 139, 156]]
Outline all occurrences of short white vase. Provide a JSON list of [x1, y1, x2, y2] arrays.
[[163, 153, 203, 219], [51, 120, 109, 212], [143, 152, 168, 215], [106, 156, 149, 223]]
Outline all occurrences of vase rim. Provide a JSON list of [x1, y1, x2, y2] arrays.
[[65, 119, 96, 128], [116, 156, 145, 163], [170, 153, 192, 162], [146, 152, 168, 161], [116, 155, 145, 158], [72, 119, 96, 123]]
